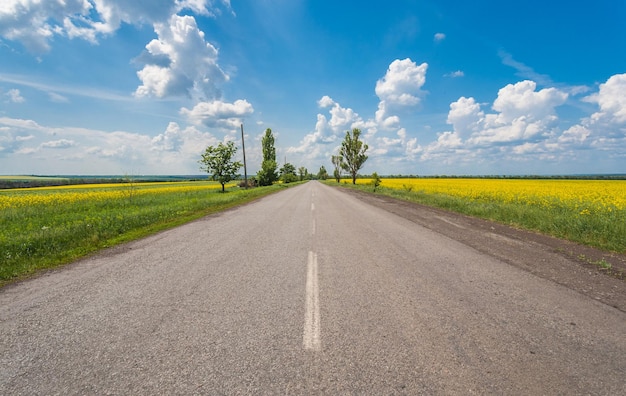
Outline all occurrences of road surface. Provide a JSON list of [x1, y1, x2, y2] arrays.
[[1, 181, 624, 394]]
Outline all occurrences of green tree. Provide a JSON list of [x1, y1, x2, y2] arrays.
[[331, 155, 342, 183], [280, 162, 298, 183], [317, 165, 328, 180], [199, 141, 243, 192], [370, 172, 381, 192], [257, 128, 278, 186], [339, 128, 369, 184], [298, 166, 309, 181]]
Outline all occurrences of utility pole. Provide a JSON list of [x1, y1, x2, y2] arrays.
[[240, 124, 248, 189]]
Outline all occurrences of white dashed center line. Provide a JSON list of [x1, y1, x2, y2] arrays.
[[303, 251, 321, 351]]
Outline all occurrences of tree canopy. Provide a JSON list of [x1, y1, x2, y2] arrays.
[[339, 128, 368, 184], [331, 155, 342, 183], [199, 141, 242, 192], [280, 162, 298, 183], [317, 165, 328, 180], [257, 128, 278, 186]]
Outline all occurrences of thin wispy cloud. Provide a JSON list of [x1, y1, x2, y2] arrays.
[[498, 50, 552, 86], [0, 73, 136, 102]]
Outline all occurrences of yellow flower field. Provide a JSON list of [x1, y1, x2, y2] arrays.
[[0, 181, 233, 210], [356, 178, 626, 215], [1, 180, 281, 283], [347, 177, 626, 253]]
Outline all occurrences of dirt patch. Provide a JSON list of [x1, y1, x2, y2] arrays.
[[340, 187, 626, 313]]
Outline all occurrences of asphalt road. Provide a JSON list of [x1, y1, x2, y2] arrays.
[[1, 181, 624, 394]]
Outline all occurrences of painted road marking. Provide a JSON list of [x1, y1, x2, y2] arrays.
[[304, 251, 321, 351]]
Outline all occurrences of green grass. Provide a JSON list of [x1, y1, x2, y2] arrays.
[[329, 182, 626, 253], [0, 182, 291, 286]]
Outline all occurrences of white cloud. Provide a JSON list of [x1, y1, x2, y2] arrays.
[[135, 14, 227, 100], [327, 100, 361, 131], [0, 0, 232, 53], [288, 59, 430, 170], [375, 58, 428, 128], [0, 73, 134, 102], [0, 0, 90, 53], [180, 99, 254, 129], [444, 70, 464, 78], [40, 139, 77, 149], [287, 96, 367, 163], [48, 92, 70, 103], [0, 116, 223, 174], [420, 80, 572, 167], [498, 50, 552, 86], [5, 88, 25, 103], [491, 80, 568, 123], [318, 95, 335, 108], [446, 97, 484, 137], [434, 33, 446, 42], [291, 71, 625, 175], [448, 81, 568, 147], [585, 73, 626, 125], [558, 125, 591, 145], [375, 58, 427, 105]]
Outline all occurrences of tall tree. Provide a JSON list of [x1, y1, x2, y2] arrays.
[[257, 128, 278, 186], [331, 155, 342, 183], [317, 165, 328, 180], [198, 141, 242, 192], [298, 166, 308, 181], [339, 128, 368, 184]]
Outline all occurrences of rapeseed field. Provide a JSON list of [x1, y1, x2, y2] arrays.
[[350, 177, 626, 253], [0, 181, 270, 283]]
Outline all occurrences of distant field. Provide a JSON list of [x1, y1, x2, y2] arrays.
[[0, 175, 70, 181], [339, 177, 626, 254], [0, 181, 287, 284], [0, 175, 209, 189]]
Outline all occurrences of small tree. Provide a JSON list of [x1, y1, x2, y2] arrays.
[[371, 172, 381, 192], [199, 141, 243, 192], [331, 155, 342, 183], [339, 128, 368, 184], [280, 162, 298, 183], [257, 128, 278, 186]]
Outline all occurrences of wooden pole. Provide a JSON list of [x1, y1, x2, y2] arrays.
[[240, 124, 248, 188]]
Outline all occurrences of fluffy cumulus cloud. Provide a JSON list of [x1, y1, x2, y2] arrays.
[[287, 59, 430, 168], [290, 66, 626, 174], [418, 81, 570, 165], [375, 58, 428, 128], [135, 14, 228, 100], [585, 73, 626, 126], [466, 80, 568, 145], [180, 99, 254, 130], [0, 0, 231, 53], [287, 96, 364, 160], [0, 116, 222, 174], [420, 75, 626, 171]]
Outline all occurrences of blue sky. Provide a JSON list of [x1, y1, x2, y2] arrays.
[[1, 0, 625, 176]]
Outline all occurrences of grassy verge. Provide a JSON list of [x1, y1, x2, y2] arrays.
[[0, 182, 290, 286], [328, 181, 626, 254]]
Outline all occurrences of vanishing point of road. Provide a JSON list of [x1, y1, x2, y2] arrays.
[[1, 181, 624, 394]]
